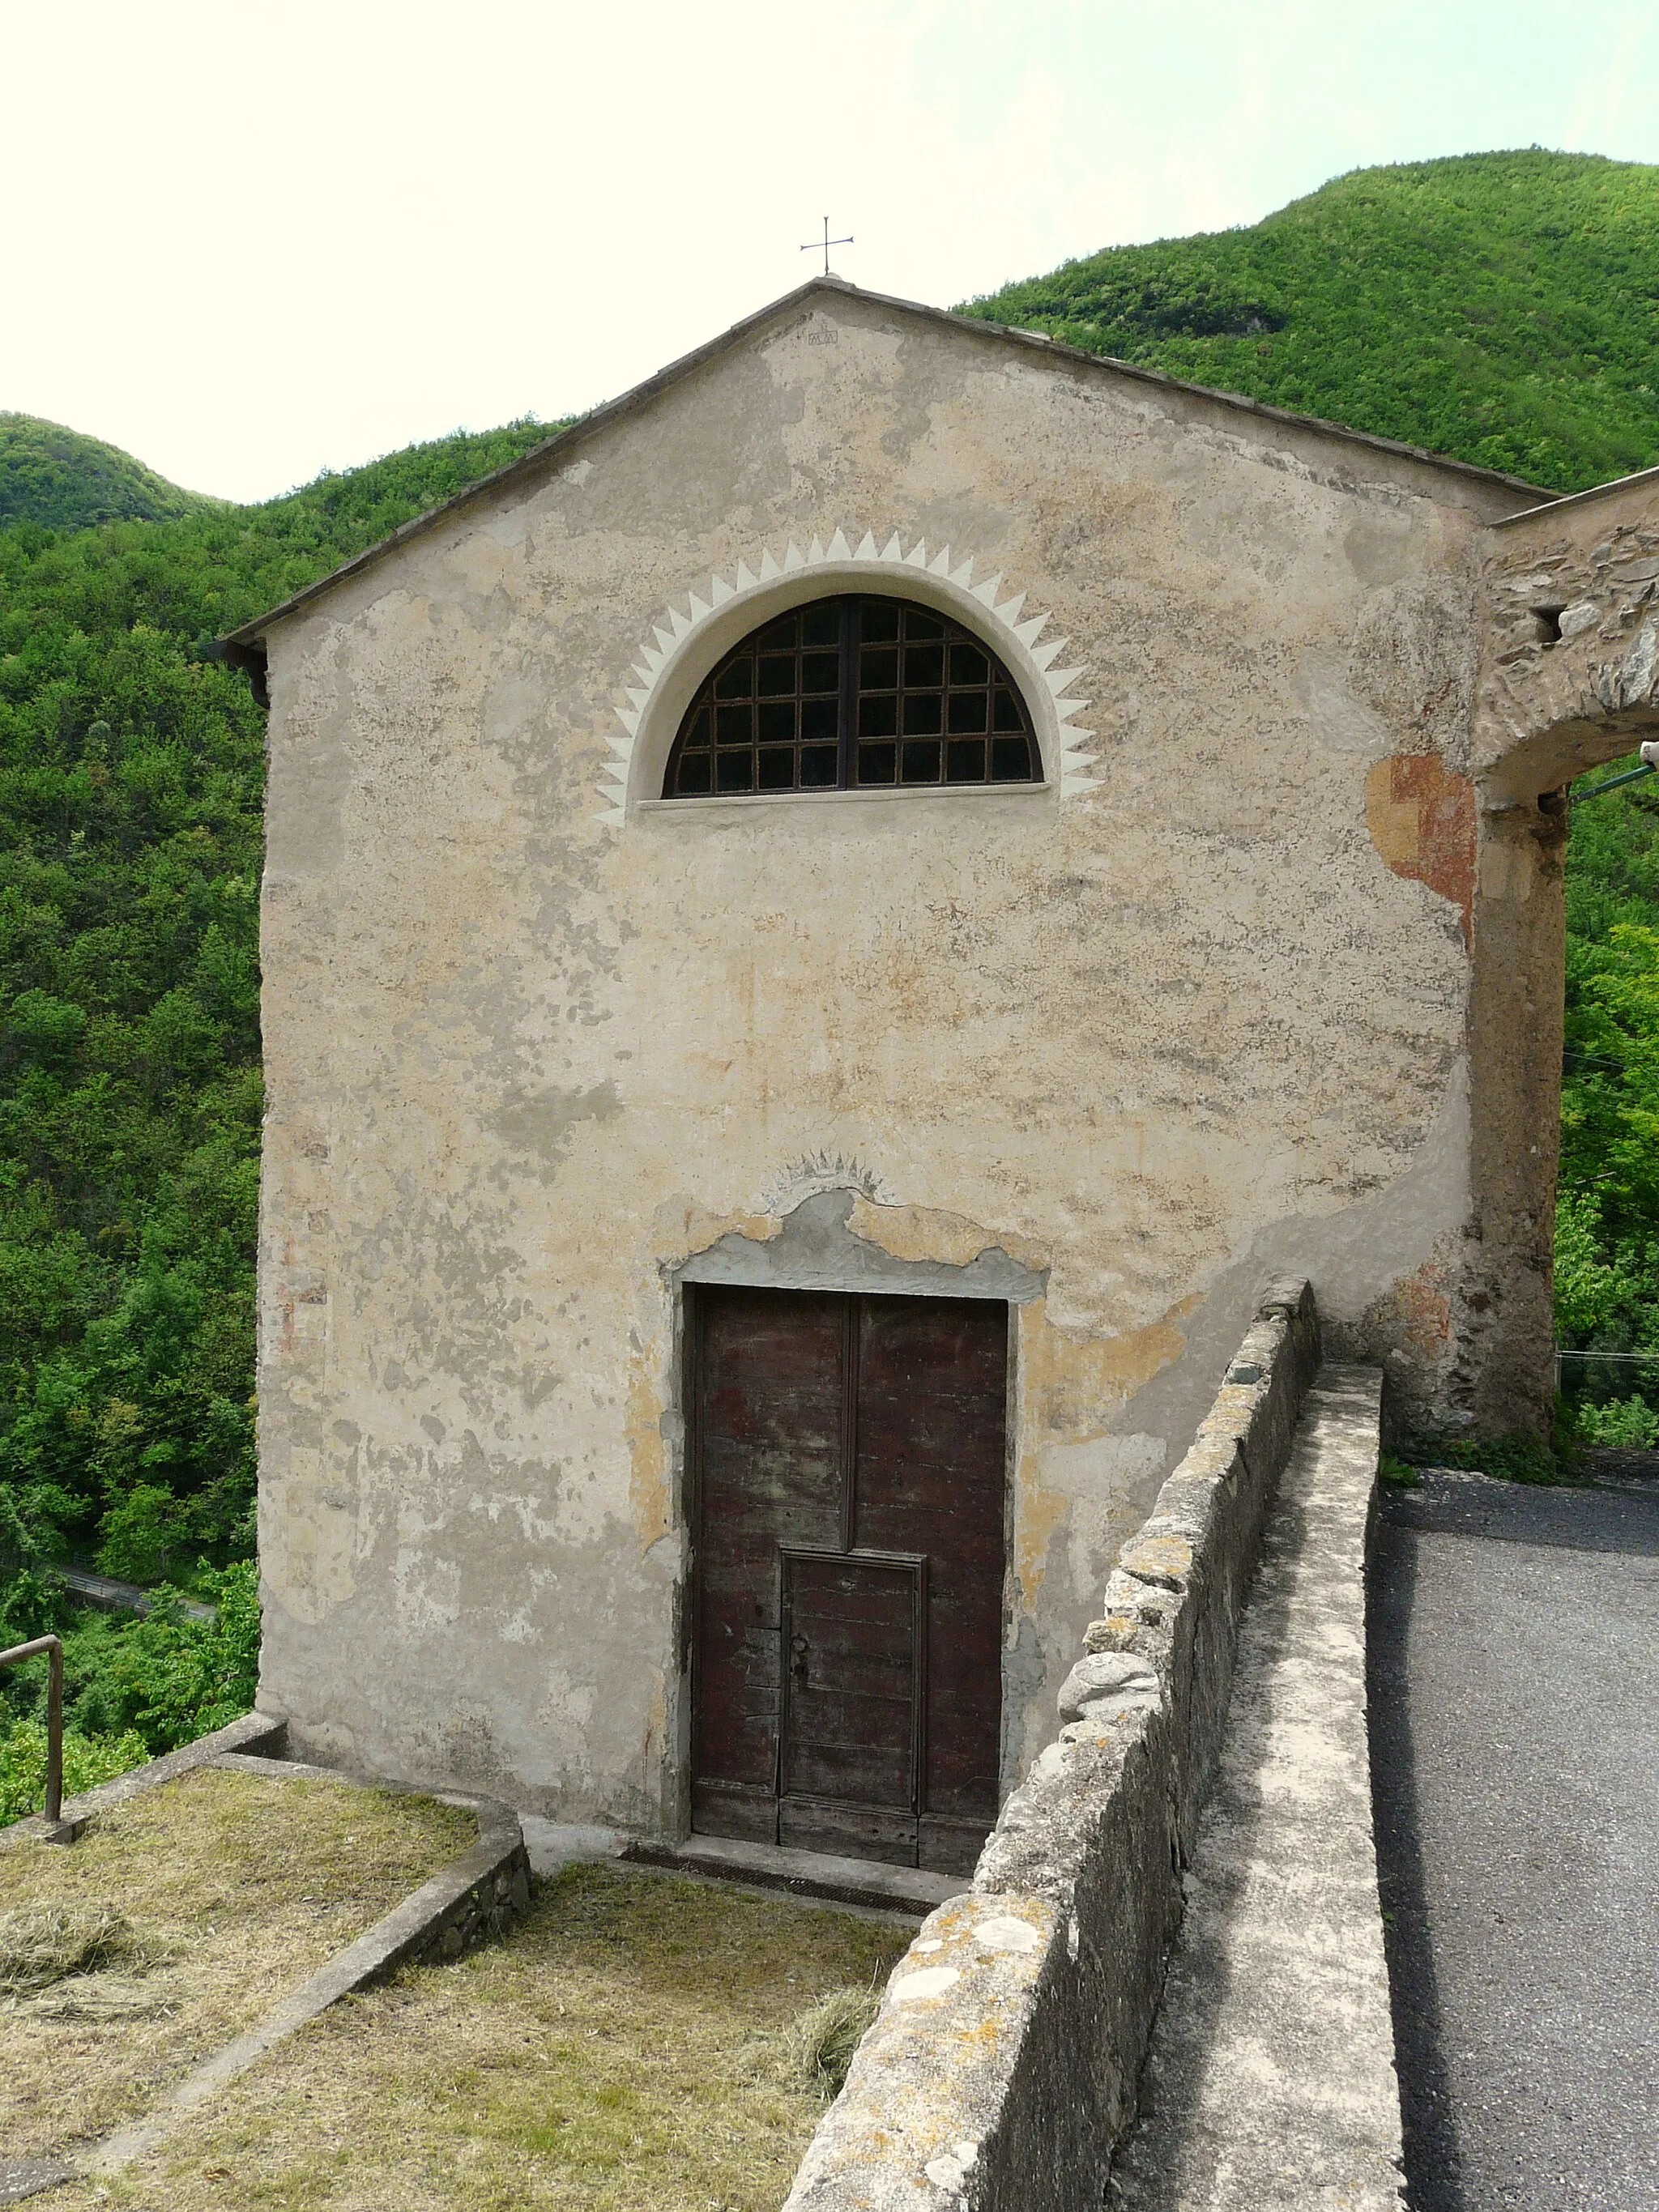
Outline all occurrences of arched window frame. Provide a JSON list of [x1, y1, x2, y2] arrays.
[[663, 595, 1039, 799], [608, 551, 1094, 825]]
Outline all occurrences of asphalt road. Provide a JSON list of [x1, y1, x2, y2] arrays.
[[1369, 1469, 1659, 2211]]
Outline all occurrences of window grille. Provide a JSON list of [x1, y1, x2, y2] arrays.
[[663, 596, 1040, 797]]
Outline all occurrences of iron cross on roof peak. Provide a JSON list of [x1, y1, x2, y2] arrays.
[[800, 216, 853, 276]]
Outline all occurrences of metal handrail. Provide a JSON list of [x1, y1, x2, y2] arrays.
[[1574, 744, 1659, 804], [0, 1634, 63, 1822], [1572, 760, 1657, 803]]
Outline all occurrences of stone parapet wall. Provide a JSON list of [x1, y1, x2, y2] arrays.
[[1109, 1367, 1401, 2210], [782, 1278, 1321, 2212]]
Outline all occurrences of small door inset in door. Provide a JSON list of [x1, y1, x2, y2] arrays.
[[779, 1550, 923, 1864]]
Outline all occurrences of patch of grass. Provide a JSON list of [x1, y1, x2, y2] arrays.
[[52, 1864, 911, 2212], [1405, 1429, 1576, 1486], [1377, 1452, 1420, 1490], [0, 1764, 474, 2159], [787, 1982, 881, 2097]]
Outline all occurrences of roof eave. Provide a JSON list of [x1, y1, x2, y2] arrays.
[[221, 277, 832, 650], [1491, 458, 1659, 530], [223, 275, 1560, 652]]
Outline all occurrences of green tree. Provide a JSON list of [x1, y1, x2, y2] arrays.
[[963, 150, 1659, 493], [0, 416, 563, 1583]]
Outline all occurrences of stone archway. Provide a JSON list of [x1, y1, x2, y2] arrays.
[[1462, 487, 1659, 1433]]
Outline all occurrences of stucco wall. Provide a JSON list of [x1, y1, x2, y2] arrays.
[[253, 287, 1543, 1821]]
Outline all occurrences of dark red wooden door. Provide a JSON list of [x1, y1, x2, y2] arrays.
[[691, 1287, 1006, 1872]]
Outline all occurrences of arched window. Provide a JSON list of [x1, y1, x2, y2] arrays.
[[663, 596, 1040, 797]]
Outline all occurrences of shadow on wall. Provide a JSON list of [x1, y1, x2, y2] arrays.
[[1367, 1506, 1466, 2212]]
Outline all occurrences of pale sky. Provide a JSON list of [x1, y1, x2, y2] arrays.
[[7, 0, 1659, 504]]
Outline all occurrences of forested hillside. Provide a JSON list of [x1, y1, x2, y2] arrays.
[[5, 146, 1659, 1808], [963, 149, 1659, 493], [0, 413, 220, 532], [0, 418, 560, 1791]]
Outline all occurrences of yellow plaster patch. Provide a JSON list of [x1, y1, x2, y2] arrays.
[[1013, 1298, 1189, 1600], [650, 1199, 781, 1260], [1364, 752, 1476, 940], [1015, 1484, 1070, 1607], [1363, 759, 1421, 866], [847, 1196, 1050, 1272], [1018, 1298, 1188, 1435], [625, 1362, 670, 1545]]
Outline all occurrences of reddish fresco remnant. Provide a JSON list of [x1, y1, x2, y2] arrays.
[[1363, 1264, 1453, 1370], [1393, 1268, 1453, 1361], [1364, 752, 1477, 943]]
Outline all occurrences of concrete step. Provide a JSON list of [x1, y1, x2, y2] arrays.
[[621, 1832, 960, 1916]]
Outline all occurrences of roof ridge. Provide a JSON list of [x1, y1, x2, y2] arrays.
[[224, 277, 1559, 651]]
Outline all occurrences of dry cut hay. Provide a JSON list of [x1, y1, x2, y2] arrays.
[[23, 1865, 912, 2211], [19, 1971, 172, 2021], [0, 1903, 162, 1997], [788, 1982, 881, 2096], [0, 1768, 478, 2167]]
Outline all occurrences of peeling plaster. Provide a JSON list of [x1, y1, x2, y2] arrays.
[[847, 1196, 1050, 1275], [679, 1190, 1047, 1303]]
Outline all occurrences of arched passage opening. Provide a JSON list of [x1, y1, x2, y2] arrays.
[[1466, 497, 1659, 1437]]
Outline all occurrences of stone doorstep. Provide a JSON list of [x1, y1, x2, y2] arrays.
[[623, 1833, 962, 1917]]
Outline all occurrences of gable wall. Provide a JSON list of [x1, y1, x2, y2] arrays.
[[255, 292, 1526, 1820]]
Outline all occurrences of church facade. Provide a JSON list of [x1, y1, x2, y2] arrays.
[[228, 278, 1659, 1846]]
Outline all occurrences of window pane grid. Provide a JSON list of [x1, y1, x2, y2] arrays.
[[665, 596, 1038, 798]]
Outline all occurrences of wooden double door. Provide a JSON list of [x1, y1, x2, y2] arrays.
[[689, 1286, 1007, 1873]]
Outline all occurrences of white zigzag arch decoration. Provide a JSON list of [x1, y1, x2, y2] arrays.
[[597, 529, 1099, 826]]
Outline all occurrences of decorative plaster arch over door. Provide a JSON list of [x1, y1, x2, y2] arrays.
[[599, 529, 1099, 827]]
